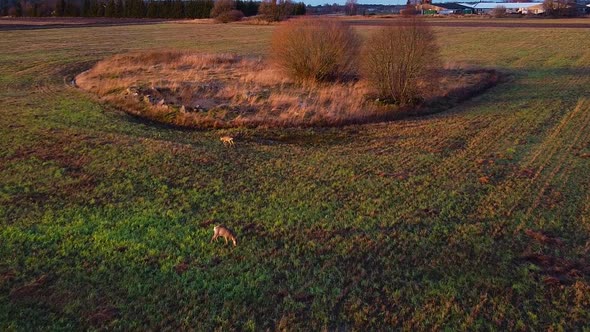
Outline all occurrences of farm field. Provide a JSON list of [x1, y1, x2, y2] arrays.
[[0, 17, 172, 31], [1, 19, 590, 330]]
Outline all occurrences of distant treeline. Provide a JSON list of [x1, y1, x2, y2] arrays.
[[0, 0, 304, 18]]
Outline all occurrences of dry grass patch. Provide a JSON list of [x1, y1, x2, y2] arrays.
[[76, 51, 500, 128]]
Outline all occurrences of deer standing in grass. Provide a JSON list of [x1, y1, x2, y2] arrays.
[[220, 136, 235, 147], [210, 225, 237, 246]]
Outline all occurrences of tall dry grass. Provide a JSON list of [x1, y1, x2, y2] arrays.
[[76, 51, 498, 129]]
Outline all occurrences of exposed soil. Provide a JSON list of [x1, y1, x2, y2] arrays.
[[87, 306, 120, 326], [525, 228, 564, 246], [9, 275, 49, 301], [0, 17, 170, 31]]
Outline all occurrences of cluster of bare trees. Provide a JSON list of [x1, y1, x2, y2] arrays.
[[344, 0, 356, 16], [258, 0, 305, 21], [0, 0, 304, 19], [543, 0, 580, 17], [210, 0, 304, 22], [271, 18, 440, 105], [1, 0, 215, 18]]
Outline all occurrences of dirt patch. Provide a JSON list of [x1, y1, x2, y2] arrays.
[[241, 222, 267, 236], [376, 170, 410, 180], [199, 219, 216, 228], [524, 229, 564, 246], [0, 269, 17, 285], [522, 253, 589, 286], [3, 131, 98, 205], [76, 51, 501, 129], [87, 306, 120, 327], [9, 274, 49, 301], [518, 167, 537, 179], [0, 17, 168, 31], [174, 261, 190, 275]]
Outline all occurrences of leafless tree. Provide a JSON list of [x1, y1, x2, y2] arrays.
[[271, 18, 360, 83], [362, 18, 441, 105], [258, 0, 292, 22], [543, 0, 577, 17], [491, 5, 507, 17], [211, 0, 234, 18], [344, 0, 357, 15]]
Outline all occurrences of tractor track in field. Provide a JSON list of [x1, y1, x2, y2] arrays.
[[482, 97, 590, 224], [582, 193, 590, 233], [522, 98, 590, 220], [357, 112, 510, 223]]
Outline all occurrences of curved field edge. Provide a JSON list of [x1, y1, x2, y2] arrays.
[[75, 51, 502, 129], [0, 21, 589, 330]]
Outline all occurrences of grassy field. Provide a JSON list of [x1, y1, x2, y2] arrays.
[[1, 19, 590, 330]]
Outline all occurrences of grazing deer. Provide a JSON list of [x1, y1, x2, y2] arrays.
[[210, 225, 237, 247], [220, 136, 235, 147]]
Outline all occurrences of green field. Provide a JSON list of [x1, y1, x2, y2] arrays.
[[1, 20, 590, 330]]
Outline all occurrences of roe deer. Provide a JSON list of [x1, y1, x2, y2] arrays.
[[210, 225, 237, 246], [220, 136, 235, 147]]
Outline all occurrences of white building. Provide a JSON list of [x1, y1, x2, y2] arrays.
[[460, 2, 546, 14]]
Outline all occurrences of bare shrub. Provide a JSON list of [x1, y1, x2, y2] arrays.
[[216, 9, 244, 22], [400, 5, 419, 17], [211, 0, 243, 22], [270, 18, 360, 83], [362, 18, 441, 105], [491, 5, 507, 18]]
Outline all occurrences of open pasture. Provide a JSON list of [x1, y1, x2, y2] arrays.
[[1, 19, 590, 330]]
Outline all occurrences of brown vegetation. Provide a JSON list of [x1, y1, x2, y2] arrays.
[[543, 0, 579, 17], [258, 0, 292, 22], [211, 0, 244, 23], [87, 306, 120, 326], [9, 275, 49, 301], [216, 9, 244, 23], [363, 18, 441, 105], [270, 18, 360, 83], [491, 6, 507, 18], [524, 228, 564, 246], [75, 51, 499, 128]]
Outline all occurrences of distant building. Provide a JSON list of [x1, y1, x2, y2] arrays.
[[357, 4, 407, 14], [419, 3, 474, 14], [460, 2, 546, 14], [306, 3, 406, 15]]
